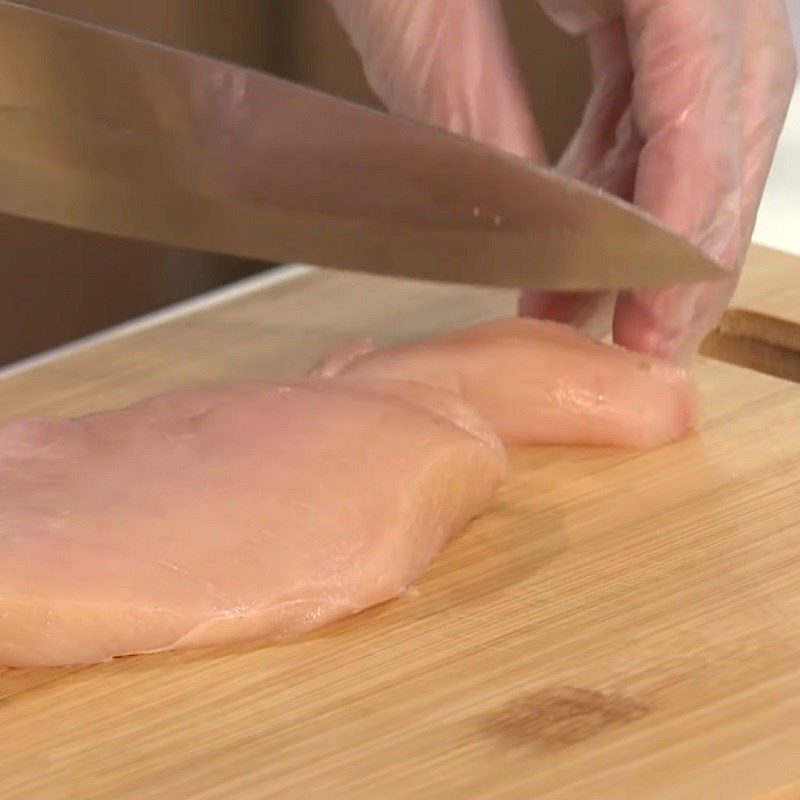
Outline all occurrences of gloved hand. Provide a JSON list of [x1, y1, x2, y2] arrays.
[[330, 0, 797, 362]]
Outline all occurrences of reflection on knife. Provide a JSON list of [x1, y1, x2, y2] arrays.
[[0, 1, 725, 291]]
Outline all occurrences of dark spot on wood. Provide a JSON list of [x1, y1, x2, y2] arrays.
[[482, 685, 650, 750]]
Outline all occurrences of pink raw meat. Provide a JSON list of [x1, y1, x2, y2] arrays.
[[313, 319, 698, 448], [0, 319, 697, 667]]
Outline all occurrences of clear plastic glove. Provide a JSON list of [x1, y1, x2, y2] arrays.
[[330, 0, 797, 362]]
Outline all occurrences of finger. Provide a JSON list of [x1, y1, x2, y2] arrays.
[[613, 0, 746, 360], [558, 20, 639, 198], [616, 0, 796, 362], [329, 0, 547, 162], [518, 290, 616, 342], [521, 19, 637, 339], [620, 0, 797, 363]]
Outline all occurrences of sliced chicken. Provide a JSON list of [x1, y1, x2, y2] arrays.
[[0, 319, 697, 667]]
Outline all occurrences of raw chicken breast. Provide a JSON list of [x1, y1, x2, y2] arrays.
[[0, 380, 504, 667], [313, 319, 699, 447], [0, 319, 697, 667]]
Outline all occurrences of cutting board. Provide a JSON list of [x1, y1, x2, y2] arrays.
[[1, 246, 800, 800], [700, 246, 800, 382]]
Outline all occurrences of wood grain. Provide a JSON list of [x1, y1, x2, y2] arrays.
[[1, 247, 800, 800]]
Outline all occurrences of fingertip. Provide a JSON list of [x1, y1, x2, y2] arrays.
[[614, 279, 736, 365], [612, 296, 674, 360], [518, 290, 551, 318], [519, 290, 589, 322], [519, 290, 614, 333]]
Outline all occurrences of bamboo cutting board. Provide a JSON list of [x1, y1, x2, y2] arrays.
[[1, 246, 800, 800]]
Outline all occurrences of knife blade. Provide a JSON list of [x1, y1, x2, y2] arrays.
[[0, 1, 725, 291]]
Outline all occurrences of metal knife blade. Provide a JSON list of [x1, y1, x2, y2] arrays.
[[0, 1, 725, 291]]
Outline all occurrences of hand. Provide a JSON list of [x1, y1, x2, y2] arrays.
[[330, 0, 797, 362]]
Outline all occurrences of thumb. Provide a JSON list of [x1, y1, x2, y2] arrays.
[[329, 0, 546, 163]]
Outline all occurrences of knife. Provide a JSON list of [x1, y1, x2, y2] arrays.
[[0, 1, 724, 291]]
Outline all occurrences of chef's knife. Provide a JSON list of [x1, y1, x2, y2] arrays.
[[0, 1, 725, 291]]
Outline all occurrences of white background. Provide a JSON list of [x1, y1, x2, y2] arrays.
[[753, 5, 800, 255]]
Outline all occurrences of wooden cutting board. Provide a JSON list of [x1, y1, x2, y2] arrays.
[[700, 247, 800, 383], [1, 246, 799, 800]]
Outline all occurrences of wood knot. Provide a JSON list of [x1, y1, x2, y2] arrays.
[[482, 685, 650, 750]]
